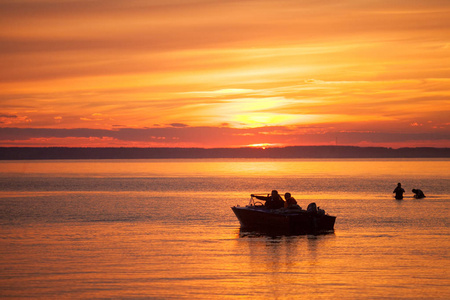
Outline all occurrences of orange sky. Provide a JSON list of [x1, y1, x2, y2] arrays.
[[1, 0, 449, 148]]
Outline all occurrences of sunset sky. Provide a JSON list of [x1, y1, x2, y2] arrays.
[[1, 0, 449, 148]]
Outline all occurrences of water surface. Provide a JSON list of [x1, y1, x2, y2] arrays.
[[0, 159, 449, 299]]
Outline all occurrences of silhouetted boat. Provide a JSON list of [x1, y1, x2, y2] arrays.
[[231, 199, 336, 235]]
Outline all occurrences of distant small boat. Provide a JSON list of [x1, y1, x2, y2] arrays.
[[231, 198, 336, 235]]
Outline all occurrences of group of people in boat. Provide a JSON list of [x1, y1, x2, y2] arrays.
[[393, 183, 426, 200], [251, 190, 300, 209]]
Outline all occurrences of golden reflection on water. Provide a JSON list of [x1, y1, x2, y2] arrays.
[[2, 210, 449, 299], [2, 158, 449, 178]]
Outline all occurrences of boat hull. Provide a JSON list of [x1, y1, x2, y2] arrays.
[[231, 206, 336, 234]]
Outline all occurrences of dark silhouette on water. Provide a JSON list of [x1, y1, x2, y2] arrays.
[[412, 189, 426, 199], [284, 192, 300, 209], [393, 183, 405, 200], [232, 193, 336, 235], [251, 190, 285, 209]]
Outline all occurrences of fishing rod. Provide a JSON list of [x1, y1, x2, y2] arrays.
[[248, 193, 270, 206]]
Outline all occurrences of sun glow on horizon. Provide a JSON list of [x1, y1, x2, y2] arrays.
[[248, 143, 276, 150]]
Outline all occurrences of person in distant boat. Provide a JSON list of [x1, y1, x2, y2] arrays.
[[412, 189, 426, 199], [251, 190, 285, 209], [393, 183, 405, 200], [284, 192, 300, 209]]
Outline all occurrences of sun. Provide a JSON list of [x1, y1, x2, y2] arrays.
[[248, 143, 272, 149]]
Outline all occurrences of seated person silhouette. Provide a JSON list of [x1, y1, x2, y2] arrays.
[[252, 190, 285, 209], [284, 192, 300, 209]]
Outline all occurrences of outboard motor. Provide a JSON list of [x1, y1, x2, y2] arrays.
[[307, 202, 317, 214]]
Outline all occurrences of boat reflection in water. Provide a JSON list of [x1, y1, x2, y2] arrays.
[[232, 195, 336, 235]]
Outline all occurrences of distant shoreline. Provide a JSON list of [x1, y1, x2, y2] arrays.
[[0, 146, 449, 160]]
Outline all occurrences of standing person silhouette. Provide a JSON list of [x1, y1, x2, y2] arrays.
[[393, 183, 405, 200]]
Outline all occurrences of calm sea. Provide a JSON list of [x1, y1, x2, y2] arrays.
[[0, 159, 449, 299]]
